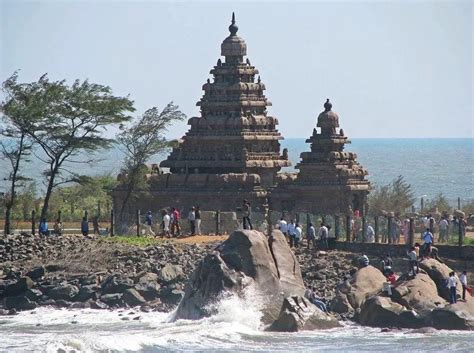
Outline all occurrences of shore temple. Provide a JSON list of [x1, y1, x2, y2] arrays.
[[113, 13, 370, 216]]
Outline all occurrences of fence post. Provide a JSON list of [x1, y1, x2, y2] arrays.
[[345, 215, 351, 242], [457, 197, 461, 210], [458, 219, 463, 248], [421, 197, 424, 212], [136, 209, 141, 236], [31, 210, 36, 236], [215, 210, 220, 235], [387, 216, 393, 244], [362, 216, 367, 243], [110, 209, 115, 237], [57, 210, 61, 223], [409, 217, 414, 247], [374, 216, 379, 243], [98, 200, 101, 219], [334, 215, 340, 240]]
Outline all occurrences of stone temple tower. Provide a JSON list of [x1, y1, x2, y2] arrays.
[[160, 13, 290, 187], [272, 99, 370, 215]]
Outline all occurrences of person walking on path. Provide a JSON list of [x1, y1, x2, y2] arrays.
[[39, 218, 49, 237], [438, 217, 449, 243], [294, 223, 302, 248], [188, 207, 196, 236], [195, 206, 202, 235], [162, 210, 171, 237], [288, 220, 296, 247], [307, 222, 316, 250], [318, 223, 329, 250], [460, 271, 470, 301], [447, 272, 458, 304], [242, 200, 253, 230], [171, 208, 181, 237], [81, 217, 89, 237]]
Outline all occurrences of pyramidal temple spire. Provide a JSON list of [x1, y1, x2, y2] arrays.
[[229, 12, 238, 35]]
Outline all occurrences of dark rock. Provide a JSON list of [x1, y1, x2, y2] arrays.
[[24, 288, 43, 302], [135, 282, 161, 301], [268, 296, 339, 332], [101, 275, 134, 294], [47, 284, 79, 300], [428, 302, 474, 330], [4, 296, 37, 311], [159, 264, 184, 284], [100, 293, 123, 307], [70, 301, 91, 309], [45, 264, 63, 272], [161, 288, 184, 305], [54, 299, 72, 308], [89, 300, 109, 310], [74, 285, 97, 302], [25, 266, 45, 280], [122, 288, 146, 307], [4, 277, 34, 297]]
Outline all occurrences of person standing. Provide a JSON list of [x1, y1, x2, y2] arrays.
[[318, 223, 329, 250], [53, 218, 62, 236], [195, 206, 202, 235], [171, 208, 181, 237], [438, 217, 449, 243], [278, 217, 288, 238], [287, 219, 296, 247], [242, 200, 253, 230], [407, 246, 418, 277], [366, 224, 375, 243], [460, 271, 468, 301], [294, 223, 302, 248], [39, 218, 49, 237], [307, 222, 316, 249], [81, 217, 89, 237], [188, 207, 196, 236], [422, 228, 434, 258], [447, 272, 458, 304], [162, 210, 171, 237], [93, 216, 100, 235]]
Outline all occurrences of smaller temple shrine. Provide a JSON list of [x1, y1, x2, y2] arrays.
[[271, 99, 370, 215]]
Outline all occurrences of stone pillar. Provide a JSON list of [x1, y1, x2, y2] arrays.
[[409, 217, 415, 247], [387, 216, 393, 244], [374, 216, 379, 243], [362, 216, 367, 243], [136, 209, 141, 237], [346, 215, 351, 242], [31, 210, 36, 236], [335, 215, 340, 240], [110, 209, 115, 237]]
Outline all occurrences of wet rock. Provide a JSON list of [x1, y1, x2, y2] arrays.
[[74, 285, 97, 302], [359, 296, 423, 328], [89, 300, 109, 310], [24, 288, 43, 302], [268, 296, 339, 332], [122, 288, 147, 307], [161, 288, 184, 306], [428, 302, 474, 330], [47, 284, 79, 301], [101, 293, 123, 307], [4, 277, 34, 296], [25, 266, 45, 280], [4, 296, 37, 311], [101, 274, 134, 294]]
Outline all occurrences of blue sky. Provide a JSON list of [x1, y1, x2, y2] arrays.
[[1, 0, 472, 138]]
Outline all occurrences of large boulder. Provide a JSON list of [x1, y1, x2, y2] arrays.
[[47, 284, 79, 301], [3, 277, 34, 297], [331, 265, 386, 313], [358, 296, 423, 328], [419, 258, 461, 300], [428, 301, 474, 330], [174, 230, 307, 325], [4, 296, 37, 311], [391, 273, 446, 314], [159, 264, 184, 284], [101, 274, 134, 294], [268, 296, 339, 332]]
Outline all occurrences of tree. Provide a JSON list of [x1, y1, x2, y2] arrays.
[[117, 103, 186, 219], [1, 75, 34, 234], [368, 175, 415, 216], [426, 193, 451, 214], [2, 73, 135, 220]]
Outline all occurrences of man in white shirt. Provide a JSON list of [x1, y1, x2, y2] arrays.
[[287, 220, 296, 247], [318, 223, 329, 250], [163, 211, 171, 237], [447, 271, 457, 304], [188, 207, 196, 236], [307, 223, 316, 249], [460, 271, 468, 301], [278, 218, 288, 237], [294, 224, 302, 248], [421, 228, 433, 258], [438, 218, 449, 242]]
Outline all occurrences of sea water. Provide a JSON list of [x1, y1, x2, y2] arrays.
[[0, 292, 473, 352], [0, 138, 472, 204]]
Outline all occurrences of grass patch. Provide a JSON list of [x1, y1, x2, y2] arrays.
[[103, 235, 164, 247]]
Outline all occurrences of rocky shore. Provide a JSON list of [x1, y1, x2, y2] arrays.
[[1, 232, 473, 331]]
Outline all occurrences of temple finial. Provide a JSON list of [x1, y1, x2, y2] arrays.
[[324, 98, 332, 112], [229, 12, 238, 35]]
